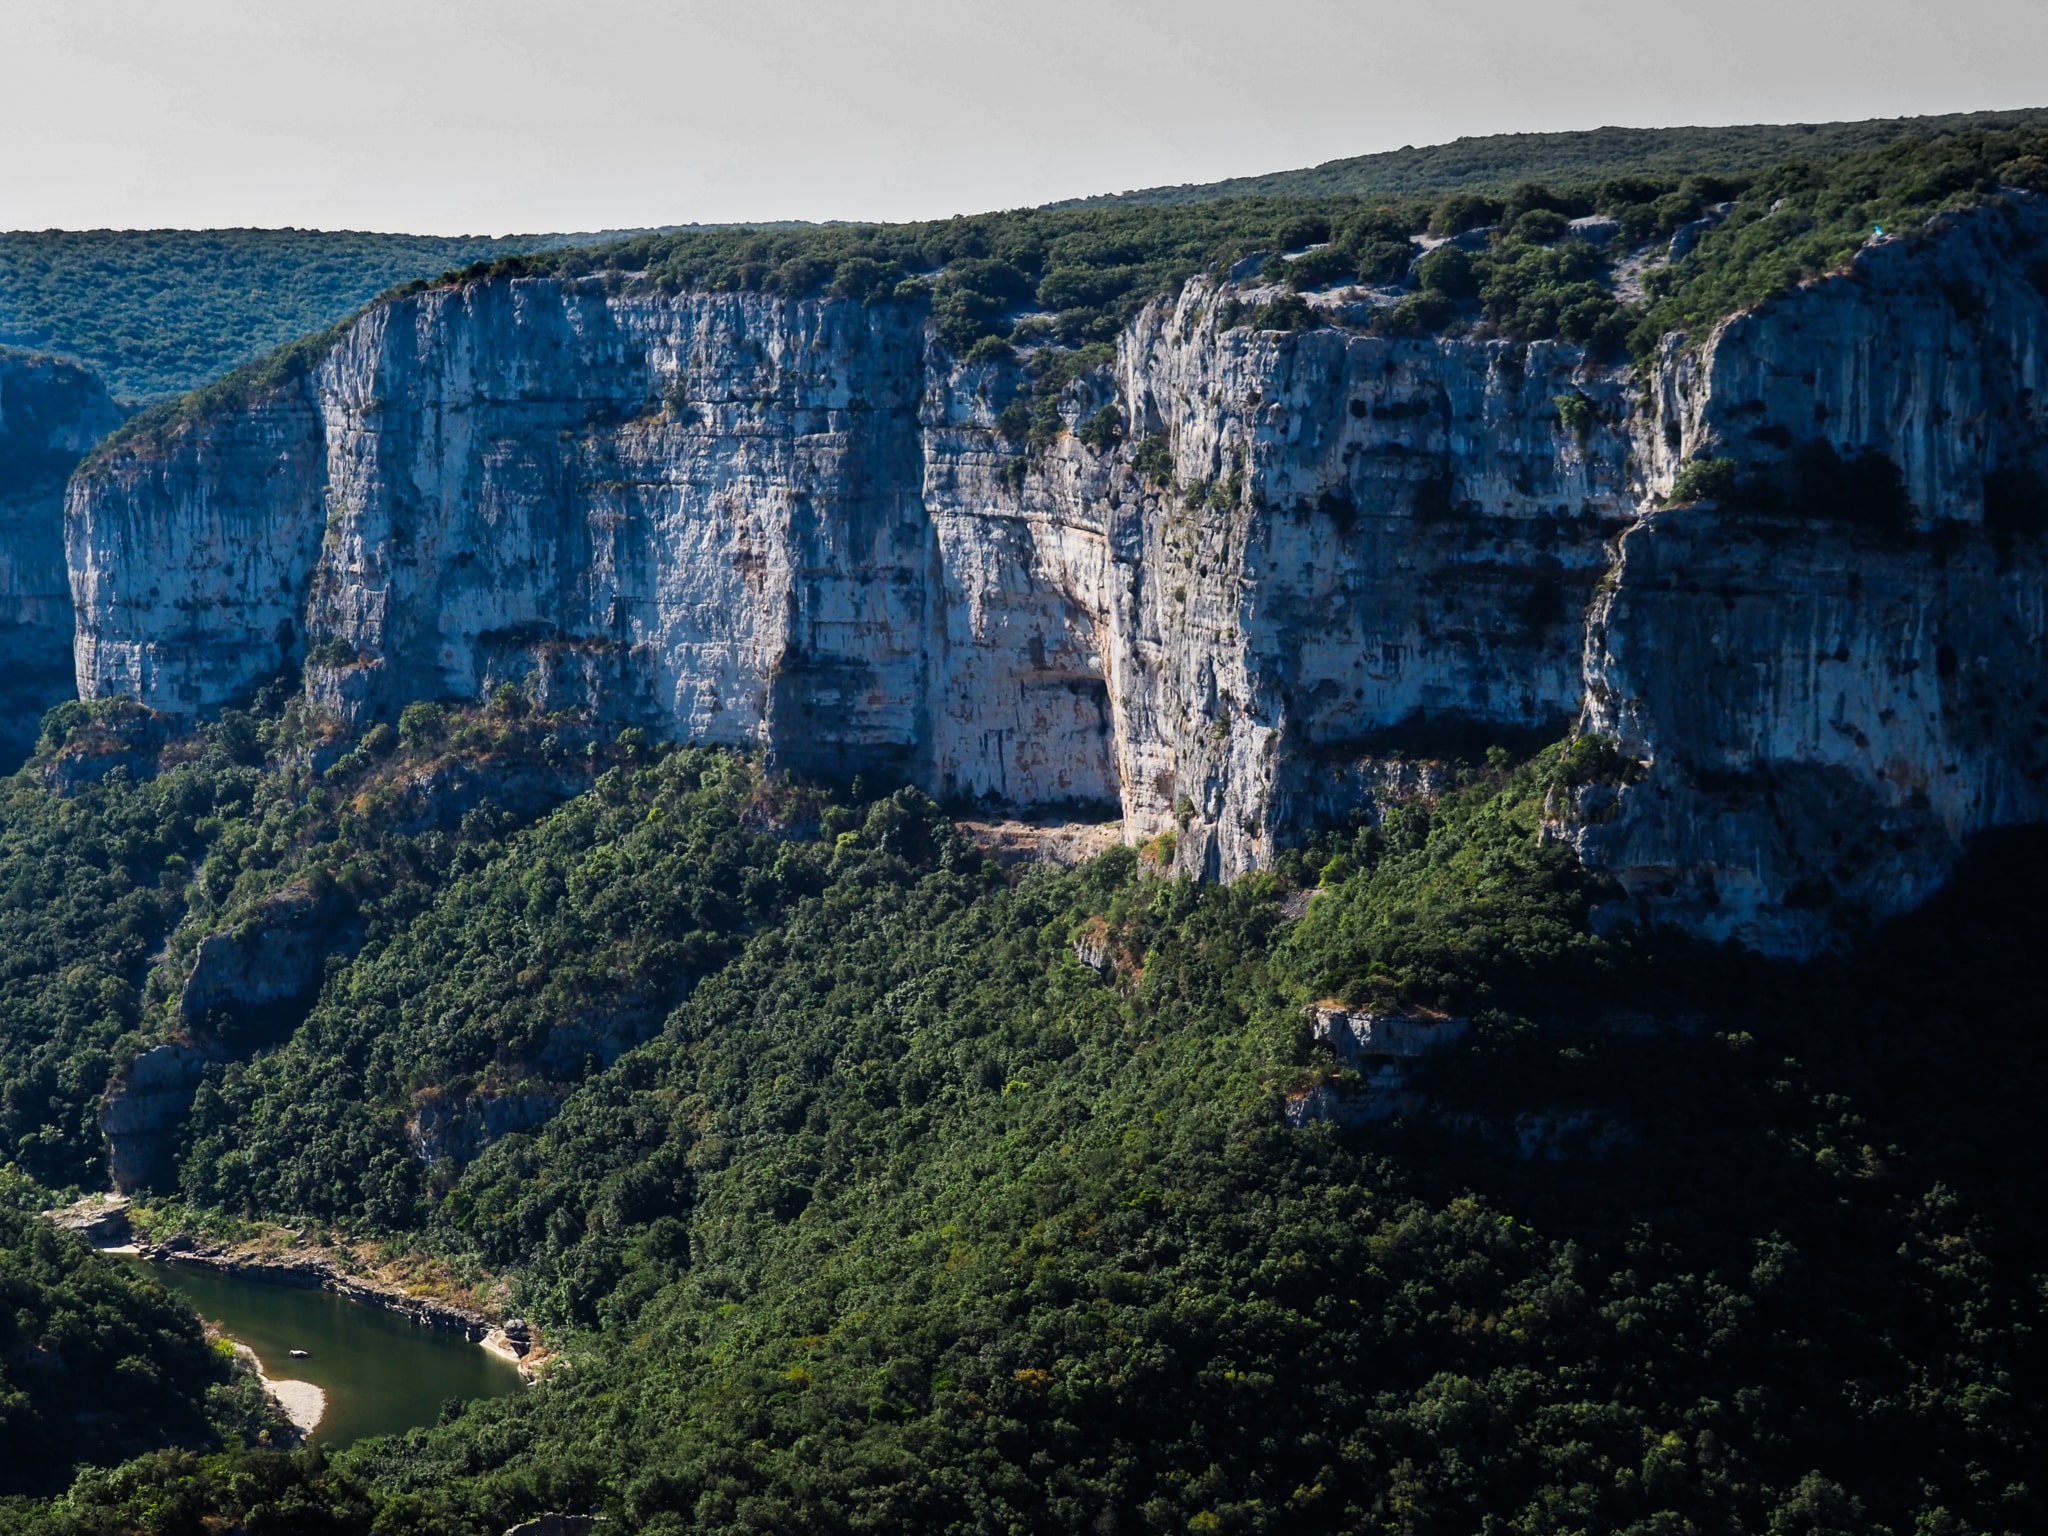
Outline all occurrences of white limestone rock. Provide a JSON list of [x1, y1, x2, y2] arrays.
[[63, 198, 2048, 955]]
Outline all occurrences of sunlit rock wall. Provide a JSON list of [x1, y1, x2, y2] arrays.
[[65, 196, 2048, 953]]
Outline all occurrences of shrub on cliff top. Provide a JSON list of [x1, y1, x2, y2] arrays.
[[82, 124, 2048, 459], [1627, 128, 2048, 355]]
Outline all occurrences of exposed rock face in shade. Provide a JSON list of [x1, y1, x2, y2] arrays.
[[63, 197, 2048, 955], [179, 881, 361, 1026], [0, 350, 120, 768], [1568, 199, 2048, 950], [406, 1091, 564, 1166], [68, 379, 323, 714], [101, 1041, 219, 1193]]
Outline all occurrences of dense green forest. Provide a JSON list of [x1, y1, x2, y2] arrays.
[[0, 694, 648, 1193], [1068, 106, 2048, 206], [0, 1181, 285, 1497], [0, 689, 2040, 1533], [0, 227, 675, 400]]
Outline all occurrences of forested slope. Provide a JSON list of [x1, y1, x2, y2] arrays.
[[0, 1184, 285, 1498], [1065, 106, 2048, 205], [0, 698, 2038, 1535]]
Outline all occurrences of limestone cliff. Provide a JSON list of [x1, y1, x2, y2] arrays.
[[179, 881, 360, 1027], [65, 198, 2048, 954], [0, 350, 120, 767], [1570, 199, 2048, 948], [101, 1041, 218, 1193]]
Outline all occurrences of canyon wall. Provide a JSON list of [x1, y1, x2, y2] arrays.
[[1570, 198, 2048, 948], [0, 349, 120, 767], [65, 199, 2048, 953]]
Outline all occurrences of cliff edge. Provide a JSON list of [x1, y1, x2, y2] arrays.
[[0, 350, 120, 768], [65, 200, 2048, 954]]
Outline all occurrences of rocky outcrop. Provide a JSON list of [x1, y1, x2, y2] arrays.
[[533, 998, 668, 1076], [390, 753, 594, 834], [180, 881, 360, 1026], [406, 1090, 563, 1165], [64, 198, 2048, 953], [0, 350, 120, 767], [1310, 1004, 1470, 1064], [503, 1516, 603, 1536], [42, 1193, 132, 1241], [1292, 1002, 1627, 1158], [1567, 200, 2048, 949], [41, 698, 177, 793], [101, 1041, 219, 1192], [1288, 1005, 1471, 1128]]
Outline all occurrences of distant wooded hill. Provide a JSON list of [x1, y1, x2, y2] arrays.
[[0, 227, 681, 401], [1057, 106, 2048, 206], [7, 109, 2046, 403]]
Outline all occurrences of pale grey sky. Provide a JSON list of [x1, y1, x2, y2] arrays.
[[4, 0, 2046, 235]]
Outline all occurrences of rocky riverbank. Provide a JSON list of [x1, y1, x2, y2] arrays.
[[135, 1234, 543, 1376]]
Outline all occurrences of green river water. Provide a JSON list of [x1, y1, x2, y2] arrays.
[[128, 1259, 523, 1445]]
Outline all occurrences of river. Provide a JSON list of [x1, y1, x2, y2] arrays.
[[126, 1258, 523, 1445]]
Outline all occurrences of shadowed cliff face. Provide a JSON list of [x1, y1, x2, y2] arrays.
[[1570, 198, 2048, 950], [0, 350, 120, 768], [64, 198, 2048, 955]]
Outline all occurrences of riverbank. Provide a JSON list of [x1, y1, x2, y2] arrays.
[[227, 1338, 325, 1435], [136, 1235, 545, 1378], [147, 1259, 523, 1445], [45, 1194, 546, 1379]]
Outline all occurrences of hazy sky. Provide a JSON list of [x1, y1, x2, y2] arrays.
[[4, 0, 2047, 235]]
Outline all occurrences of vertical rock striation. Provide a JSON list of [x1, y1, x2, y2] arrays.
[[101, 1041, 219, 1193], [1105, 292, 1635, 876], [64, 198, 2048, 954], [1568, 200, 2048, 950], [0, 349, 120, 766]]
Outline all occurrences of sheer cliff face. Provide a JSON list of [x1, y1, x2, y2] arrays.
[[1570, 510, 2048, 951], [66, 199, 2048, 953], [1103, 295, 1635, 875], [303, 285, 936, 782], [69, 383, 323, 715], [1569, 200, 2048, 950], [0, 350, 120, 767]]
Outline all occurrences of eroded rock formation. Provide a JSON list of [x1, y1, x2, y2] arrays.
[[179, 881, 361, 1026], [406, 1091, 563, 1166], [0, 350, 120, 767], [64, 199, 2048, 954], [102, 1041, 219, 1193]]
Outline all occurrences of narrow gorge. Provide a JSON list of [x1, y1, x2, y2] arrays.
[[10, 111, 2048, 1534]]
